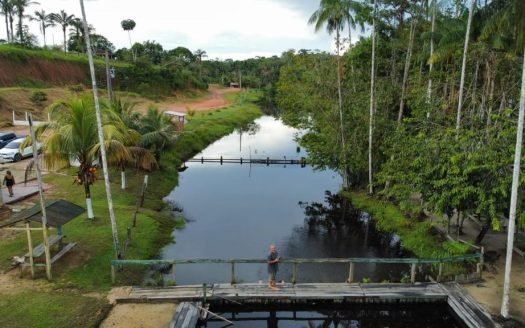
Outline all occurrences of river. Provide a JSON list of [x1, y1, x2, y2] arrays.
[[161, 116, 407, 285]]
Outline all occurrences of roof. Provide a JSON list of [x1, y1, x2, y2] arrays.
[[5, 199, 85, 228], [164, 111, 187, 117]]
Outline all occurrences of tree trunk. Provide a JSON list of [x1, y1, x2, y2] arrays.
[[368, 0, 377, 195], [63, 27, 67, 53], [426, 0, 436, 113], [335, 29, 348, 189], [42, 25, 46, 48], [501, 45, 525, 318], [487, 71, 495, 126], [9, 14, 14, 42], [84, 181, 94, 219], [397, 20, 416, 125], [4, 13, 9, 43], [17, 13, 22, 43], [80, 0, 121, 260], [475, 218, 490, 245], [456, 0, 475, 132]]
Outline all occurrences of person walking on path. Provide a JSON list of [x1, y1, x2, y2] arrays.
[[267, 244, 281, 290], [3, 170, 15, 197]]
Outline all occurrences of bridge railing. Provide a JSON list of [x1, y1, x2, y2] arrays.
[[111, 252, 483, 285]]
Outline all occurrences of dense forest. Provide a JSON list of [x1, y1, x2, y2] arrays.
[[275, 0, 525, 243]]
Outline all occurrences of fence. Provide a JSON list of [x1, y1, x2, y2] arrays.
[[111, 252, 483, 285]]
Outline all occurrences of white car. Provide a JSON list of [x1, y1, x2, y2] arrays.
[[0, 137, 40, 162]]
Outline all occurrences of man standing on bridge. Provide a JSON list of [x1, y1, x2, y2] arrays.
[[267, 244, 281, 290]]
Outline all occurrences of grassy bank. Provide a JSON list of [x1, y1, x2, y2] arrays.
[[345, 191, 469, 258], [0, 90, 262, 327]]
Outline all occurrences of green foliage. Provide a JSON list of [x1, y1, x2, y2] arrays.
[[29, 90, 47, 103], [68, 84, 84, 93]]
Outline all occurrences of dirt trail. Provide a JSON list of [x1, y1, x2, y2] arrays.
[[135, 85, 239, 114]]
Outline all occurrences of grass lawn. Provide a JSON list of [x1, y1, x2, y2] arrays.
[[0, 90, 263, 326]]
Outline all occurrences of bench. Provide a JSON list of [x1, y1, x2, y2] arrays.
[[25, 235, 63, 258]]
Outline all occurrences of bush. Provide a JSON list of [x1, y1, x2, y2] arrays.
[[68, 84, 85, 92], [30, 90, 47, 103]]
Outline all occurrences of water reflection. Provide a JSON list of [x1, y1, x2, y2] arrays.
[[162, 116, 405, 284]]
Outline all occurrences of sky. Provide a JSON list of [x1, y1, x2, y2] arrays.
[[0, 0, 366, 60]]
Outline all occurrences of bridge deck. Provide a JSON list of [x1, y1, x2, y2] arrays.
[[117, 282, 498, 328]]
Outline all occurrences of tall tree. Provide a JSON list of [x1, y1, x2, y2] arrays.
[[456, 0, 475, 132], [31, 9, 53, 47], [426, 0, 437, 108], [501, 45, 525, 319], [368, 0, 377, 194], [12, 0, 38, 43], [121, 19, 136, 61], [50, 10, 75, 53], [36, 97, 130, 220], [309, 0, 350, 188], [0, 0, 12, 42]]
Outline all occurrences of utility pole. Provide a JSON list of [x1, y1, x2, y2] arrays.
[[28, 113, 52, 280], [79, 0, 120, 260], [105, 50, 113, 102], [501, 46, 525, 318]]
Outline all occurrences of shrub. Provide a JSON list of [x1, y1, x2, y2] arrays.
[[30, 90, 47, 104], [68, 84, 85, 93]]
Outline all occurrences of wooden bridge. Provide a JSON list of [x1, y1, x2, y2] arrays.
[[186, 156, 308, 167], [111, 254, 497, 328]]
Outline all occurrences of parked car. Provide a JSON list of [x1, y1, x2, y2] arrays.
[[0, 137, 40, 162], [0, 132, 17, 149]]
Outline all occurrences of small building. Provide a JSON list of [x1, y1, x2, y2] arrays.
[[164, 111, 187, 131], [230, 82, 240, 88]]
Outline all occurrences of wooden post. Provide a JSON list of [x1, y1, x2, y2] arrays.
[[410, 263, 417, 283], [220, 156, 223, 165], [438, 262, 443, 282], [348, 262, 355, 283], [171, 263, 176, 284], [231, 262, 235, 284], [478, 247, 485, 278], [111, 264, 116, 284], [139, 175, 148, 207], [25, 223, 34, 279], [292, 262, 298, 284], [266, 157, 269, 166], [28, 113, 52, 281]]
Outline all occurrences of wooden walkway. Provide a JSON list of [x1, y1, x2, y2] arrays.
[[116, 282, 498, 328], [186, 157, 308, 166]]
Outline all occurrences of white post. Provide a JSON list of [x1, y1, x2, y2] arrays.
[[80, 0, 120, 259], [86, 198, 94, 219], [501, 46, 525, 318], [121, 171, 126, 190]]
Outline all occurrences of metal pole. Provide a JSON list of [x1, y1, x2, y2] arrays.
[[79, 0, 120, 260], [28, 113, 52, 280]]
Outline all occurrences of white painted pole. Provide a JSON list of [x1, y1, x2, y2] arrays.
[[79, 0, 120, 259], [501, 46, 525, 318]]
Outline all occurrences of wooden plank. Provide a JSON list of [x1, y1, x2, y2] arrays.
[[169, 302, 201, 328], [24, 235, 63, 258], [51, 243, 76, 264], [440, 283, 498, 328]]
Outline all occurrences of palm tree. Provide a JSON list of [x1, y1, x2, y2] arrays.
[[455, 0, 475, 132], [121, 19, 136, 61], [12, 0, 38, 43], [368, 0, 377, 194], [309, 0, 350, 189], [49, 10, 75, 53], [0, 0, 12, 42], [139, 107, 177, 162], [501, 44, 525, 318], [35, 97, 130, 219], [108, 98, 157, 190], [193, 48, 207, 62], [31, 9, 53, 47]]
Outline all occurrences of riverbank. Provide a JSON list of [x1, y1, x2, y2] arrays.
[[0, 90, 263, 327]]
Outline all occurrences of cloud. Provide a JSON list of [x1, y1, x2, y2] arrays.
[[5, 0, 337, 59]]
